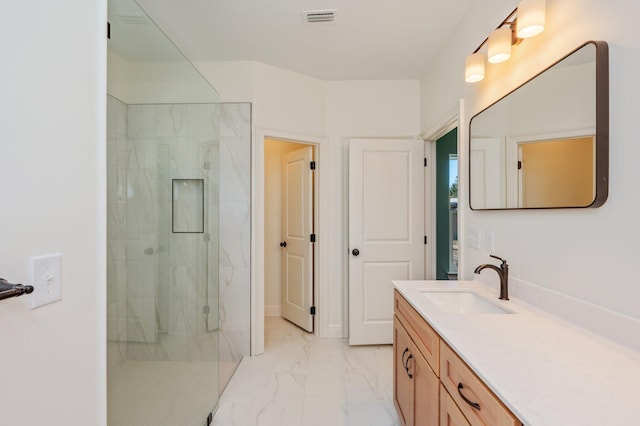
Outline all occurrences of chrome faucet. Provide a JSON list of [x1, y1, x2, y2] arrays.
[[474, 255, 509, 300]]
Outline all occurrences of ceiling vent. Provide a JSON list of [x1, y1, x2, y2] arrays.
[[117, 15, 149, 25], [302, 9, 337, 24]]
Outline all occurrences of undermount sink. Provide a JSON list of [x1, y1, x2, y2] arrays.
[[419, 290, 514, 315]]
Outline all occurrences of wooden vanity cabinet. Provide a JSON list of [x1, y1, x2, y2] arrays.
[[412, 342, 440, 425], [394, 293, 439, 426], [394, 290, 522, 426], [394, 317, 415, 425]]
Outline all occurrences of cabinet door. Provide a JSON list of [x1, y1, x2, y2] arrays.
[[440, 385, 471, 426], [394, 316, 414, 426], [411, 342, 439, 426]]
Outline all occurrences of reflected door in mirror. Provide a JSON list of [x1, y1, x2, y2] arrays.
[[469, 41, 608, 210]]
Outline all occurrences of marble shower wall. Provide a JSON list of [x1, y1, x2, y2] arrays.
[[107, 100, 250, 367], [124, 103, 220, 362], [107, 95, 128, 369], [218, 103, 252, 365]]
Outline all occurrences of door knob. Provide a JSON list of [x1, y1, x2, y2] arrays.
[[352, 248, 360, 256], [280, 241, 287, 248]]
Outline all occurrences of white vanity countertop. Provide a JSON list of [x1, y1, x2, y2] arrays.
[[393, 280, 640, 426]]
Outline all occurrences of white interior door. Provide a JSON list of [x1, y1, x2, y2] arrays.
[[281, 146, 314, 332], [470, 137, 505, 209], [349, 138, 424, 345]]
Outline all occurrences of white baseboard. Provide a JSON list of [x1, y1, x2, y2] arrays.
[[325, 324, 346, 339], [264, 305, 282, 317]]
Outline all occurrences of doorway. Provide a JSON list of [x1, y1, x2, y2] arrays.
[[435, 128, 458, 280], [264, 139, 317, 334]]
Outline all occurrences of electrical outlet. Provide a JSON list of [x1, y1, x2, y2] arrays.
[[482, 229, 495, 252], [466, 230, 480, 249], [29, 253, 63, 309]]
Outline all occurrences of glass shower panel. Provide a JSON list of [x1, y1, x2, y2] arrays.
[[106, 0, 221, 425], [172, 179, 205, 233]]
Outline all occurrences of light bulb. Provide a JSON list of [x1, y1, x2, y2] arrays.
[[517, 0, 545, 39], [465, 53, 485, 83], [488, 27, 512, 64]]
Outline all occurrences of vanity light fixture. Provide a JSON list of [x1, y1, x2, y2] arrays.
[[465, 52, 486, 82], [465, 0, 546, 83], [517, 0, 546, 38], [487, 27, 513, 64]]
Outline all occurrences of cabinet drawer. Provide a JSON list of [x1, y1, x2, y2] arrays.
[[440, 344, 519, 426], [440, 384, 470, 426], [394, 290, 440, 375]]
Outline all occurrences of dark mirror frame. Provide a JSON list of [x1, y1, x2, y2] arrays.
[[469, 40, 609, 210]]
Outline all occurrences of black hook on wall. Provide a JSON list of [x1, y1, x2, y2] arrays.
[[0, 278, 34, 301]]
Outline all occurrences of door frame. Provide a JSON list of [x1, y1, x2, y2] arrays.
[[253, 127, 326, 355], [422, 102, 463, 280]]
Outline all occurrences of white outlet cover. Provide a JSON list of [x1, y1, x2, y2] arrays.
[[29, 253, 63, 309], [483, 229, 495, 251], [466, 230, 480, 249]]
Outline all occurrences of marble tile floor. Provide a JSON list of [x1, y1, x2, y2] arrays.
[[213, 317, 400, 426], [108, 359, 219, 426]]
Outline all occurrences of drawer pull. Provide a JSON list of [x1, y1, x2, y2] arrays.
[[457, 383, 481, 410], [405, 354, 414, 379], [402, 347, 410, 368], [401, 347, 414, 379]]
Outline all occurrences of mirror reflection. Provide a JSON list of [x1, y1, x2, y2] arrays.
[[469, 41, 608, 209]]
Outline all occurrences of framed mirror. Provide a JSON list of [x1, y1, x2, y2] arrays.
[[469, 41, 609, 210]]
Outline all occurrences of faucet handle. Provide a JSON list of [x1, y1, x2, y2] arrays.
[[490, 254, 507, 264]]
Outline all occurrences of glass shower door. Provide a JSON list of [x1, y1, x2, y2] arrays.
[[106, 0, 222, 424]]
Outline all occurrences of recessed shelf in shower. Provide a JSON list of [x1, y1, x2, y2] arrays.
[[172, 179, 205, 233]]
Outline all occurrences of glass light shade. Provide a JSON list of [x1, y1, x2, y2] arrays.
[[488, 27, 512, 64], [517, 0, 545, 38], [465, 53, 485, 83]]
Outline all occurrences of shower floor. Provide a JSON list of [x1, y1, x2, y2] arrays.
[[108, 360, 217, 426], [108, 344, 238, 426]]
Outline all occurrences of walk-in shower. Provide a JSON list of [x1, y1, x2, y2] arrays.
[[106, 1, 250, 424]]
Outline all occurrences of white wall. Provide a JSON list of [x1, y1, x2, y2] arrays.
[[108, 54, 218, 104], [197, 61, 421, 338], [421, 0, 640, 350], [326, 80, 421, 137], [194, 61, 254, 103], [252, 62, 327, 137], [108, 49, 129, 103], [0, 1, 106, 425]]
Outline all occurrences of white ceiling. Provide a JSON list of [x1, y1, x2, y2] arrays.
[[135, 0, 479, 81]]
